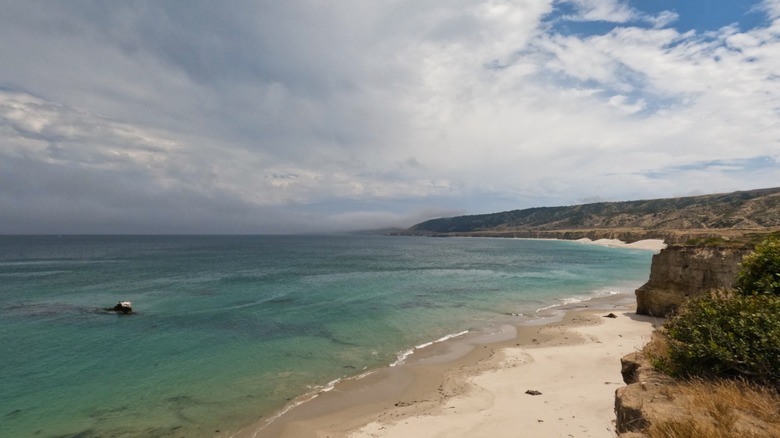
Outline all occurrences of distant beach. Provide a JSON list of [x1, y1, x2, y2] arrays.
[[574, 238, 668, 252]]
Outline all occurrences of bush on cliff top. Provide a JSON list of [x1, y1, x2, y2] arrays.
[[735, 237, 780, 296], [661, 291, 780, 385], [657, 237, 780, 386]]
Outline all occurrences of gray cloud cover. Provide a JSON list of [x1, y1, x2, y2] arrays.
[[1, 0, 779, 233]]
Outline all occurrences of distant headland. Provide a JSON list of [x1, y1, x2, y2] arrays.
[[395, 187, 780, 245]]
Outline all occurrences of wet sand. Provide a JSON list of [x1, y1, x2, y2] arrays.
[[229, 294, 662, 438]]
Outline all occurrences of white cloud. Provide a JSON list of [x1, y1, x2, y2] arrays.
[[0, 1, 778, 233], [648, 11, 680, 29], [608, 95, 646, 114], [0, 91, 180, 170], [561, 0, 638, 23], [759, 0, 780, 19], [557, 0, 679, 28]]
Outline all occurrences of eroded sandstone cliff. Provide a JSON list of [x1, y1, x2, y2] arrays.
[[614, 351, 675, 436], [634, 246, 751, 317]]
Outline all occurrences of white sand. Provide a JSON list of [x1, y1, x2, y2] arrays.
[[347, 310, 660, 438], [575, 238, 667, 252], [231, 299, 662, 438]]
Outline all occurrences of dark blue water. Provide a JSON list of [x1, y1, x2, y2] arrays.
[[0, 235, 653, 437]]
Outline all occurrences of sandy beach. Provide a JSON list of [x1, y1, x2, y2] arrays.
[[349, 308, 660, 438], [232, 294, 663, 438], [575, 238, 667, 252]]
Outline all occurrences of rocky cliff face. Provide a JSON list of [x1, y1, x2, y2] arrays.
[[614, 352, 676, 436], [615, 348, 780, 436], [635, 246, 751, 317]]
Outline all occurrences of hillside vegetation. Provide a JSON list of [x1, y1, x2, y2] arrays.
[[404, 187, 780, 244], [624, 237, 780, 437]]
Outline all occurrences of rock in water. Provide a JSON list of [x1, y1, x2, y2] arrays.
[[107, 301, 133, 314]]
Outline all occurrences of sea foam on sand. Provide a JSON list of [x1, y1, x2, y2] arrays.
[[346, 307, 660, 438], [235, 299, 661, 438]]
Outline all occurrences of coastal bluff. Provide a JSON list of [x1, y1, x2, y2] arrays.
[[614, 342, 780, 436], [634, 245, 751, 317], [615, 351, 675, 436]]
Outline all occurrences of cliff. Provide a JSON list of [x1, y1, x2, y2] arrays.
[[614, 346, 780, 436], [634, 246, 751, 317], [614, 351, 675, 436]]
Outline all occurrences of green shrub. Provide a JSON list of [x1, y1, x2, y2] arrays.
[[735, 237, 780, 296], [662, 291, 780, 385]]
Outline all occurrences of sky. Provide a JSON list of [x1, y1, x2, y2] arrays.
[[1, 0, 779, 234]]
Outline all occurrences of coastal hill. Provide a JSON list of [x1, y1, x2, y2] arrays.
[[402, 187, 780, 244]]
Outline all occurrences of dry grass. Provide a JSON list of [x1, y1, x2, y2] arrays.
[[637, 332, 780, 437], [646, 372, 780, 438], [647, 378, 780, 437], [641, 331, 670, 363]]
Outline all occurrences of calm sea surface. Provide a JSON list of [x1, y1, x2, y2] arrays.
[[0, 235, 653, 437]]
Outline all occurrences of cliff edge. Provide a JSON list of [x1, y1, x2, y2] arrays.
[[634, 246, 751, 317], [615, 347, 780, 437], [614, 351, 675, 436]]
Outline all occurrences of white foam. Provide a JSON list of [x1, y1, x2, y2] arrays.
[[234, 330, 471, 437], [235, 391, 318, 438], [536, 302, 562, 313], [536, 289, 625, 313], [390, 330, 469, 367], [235, 374, 354, 438]]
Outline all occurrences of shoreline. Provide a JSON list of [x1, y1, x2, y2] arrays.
[[229, 292, 662, 438], [226, 239, 666, 437], [573, 237, 667, 252]]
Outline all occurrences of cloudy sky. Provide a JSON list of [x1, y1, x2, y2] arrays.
[[1, 0, 779, 234]]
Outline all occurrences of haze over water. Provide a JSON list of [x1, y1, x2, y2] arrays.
[[0, 235, 653, 437]]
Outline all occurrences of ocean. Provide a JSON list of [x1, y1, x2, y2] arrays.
[[0, 235, 654, 437]]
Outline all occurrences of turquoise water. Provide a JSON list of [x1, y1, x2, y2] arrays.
[[0, 235, 653, 437]]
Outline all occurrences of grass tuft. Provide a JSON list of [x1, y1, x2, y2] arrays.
[[646, 379, 780, 438]]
